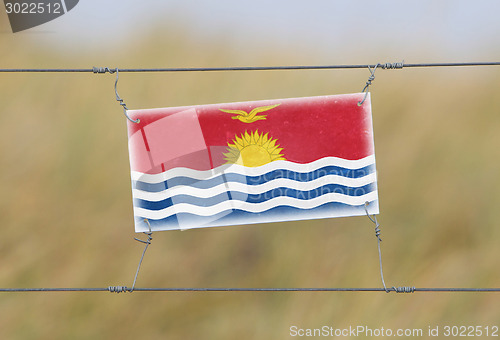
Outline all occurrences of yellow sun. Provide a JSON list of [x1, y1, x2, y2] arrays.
[[223, 130, 286, 167]]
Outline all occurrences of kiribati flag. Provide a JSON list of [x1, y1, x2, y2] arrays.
[[126, 93, 378, 232]]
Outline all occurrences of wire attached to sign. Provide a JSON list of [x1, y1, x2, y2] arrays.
[[358, 65, 378, 106], [364, 202, 389, 291], [107, 219, 154, 294], [358, 61, 404, 106], [114, 69, 140, 124], [130, 219, 154, 292], [364, 202, 415, 294], [92, 62, 406, 121], [92, 67, 139, 123]]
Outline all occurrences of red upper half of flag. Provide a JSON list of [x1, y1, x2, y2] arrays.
[[127, 93, 374, 174]]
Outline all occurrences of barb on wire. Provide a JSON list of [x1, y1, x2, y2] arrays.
[[92, 67, 114, 74], [108, 286, 128, 293], [379, 61, 404, 70]]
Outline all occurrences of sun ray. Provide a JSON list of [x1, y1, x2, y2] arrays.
[[234, 135, 244, 149], [243, 131, 251, 144], [249, 131, 256, 145], [255, 131, 263, 145], [262, 133, 269, 144], [272, 147, 283, 155], [268, 140, 276, 149]]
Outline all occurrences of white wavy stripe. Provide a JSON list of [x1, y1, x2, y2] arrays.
[[132, 172, 377, 202], [134, 191, 379, 220], [131, 155, 376, 183]]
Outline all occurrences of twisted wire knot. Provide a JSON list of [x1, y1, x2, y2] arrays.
[[93, 66, 139, 122], [108, 286, 129, 293], [92, 67, 116, 74], [358, 64, 378, 106], [374, 222, 382, 242], [380, 61, 404, 69], [392, 286, 416, 293], [364, 202, 382, 242], [363, 73, 376, 91]]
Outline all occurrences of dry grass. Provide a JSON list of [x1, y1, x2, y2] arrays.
[[1, 22, 499, 339]]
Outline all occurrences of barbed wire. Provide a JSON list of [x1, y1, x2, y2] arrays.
[[0, 287, 499, 293], [0, 61, 499, 73], [1, 60, 499, 294]]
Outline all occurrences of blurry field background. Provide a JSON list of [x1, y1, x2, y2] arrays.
[[1, 1, 500, 339]]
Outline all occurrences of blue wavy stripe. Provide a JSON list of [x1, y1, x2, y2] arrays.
[[135, 200, 378, 230], [134, 183, 376, 211], [133, 164, 376, 192]]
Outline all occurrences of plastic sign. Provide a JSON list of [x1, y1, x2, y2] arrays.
[[126, 93, 378, 232]]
